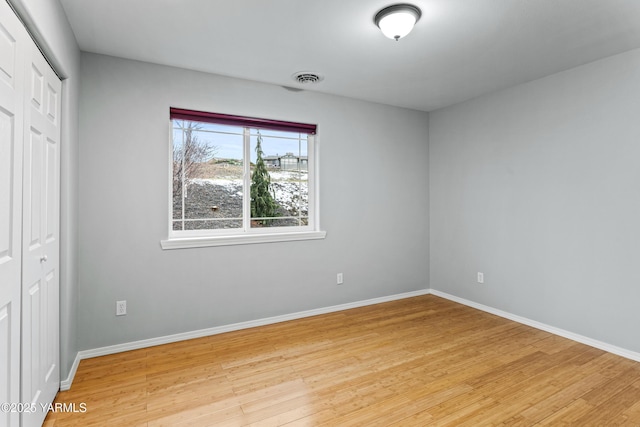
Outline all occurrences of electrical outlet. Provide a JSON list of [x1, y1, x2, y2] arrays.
[[477, 272, 484, 284], [337, 273, 344, 285], [116, 300, 127, 316]]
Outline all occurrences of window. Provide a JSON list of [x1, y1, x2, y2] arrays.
[[161, 108, 325, 249]]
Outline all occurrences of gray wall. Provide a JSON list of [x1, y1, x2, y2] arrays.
[[429, 48, 640, 352], [77, 53, 430, 350], [10, 0, 81, 380]]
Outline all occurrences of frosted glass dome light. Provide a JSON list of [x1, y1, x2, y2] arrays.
[[374, 4, 422, 41]]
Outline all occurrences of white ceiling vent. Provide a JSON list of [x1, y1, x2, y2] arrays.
[[292, 72, 324, 84]]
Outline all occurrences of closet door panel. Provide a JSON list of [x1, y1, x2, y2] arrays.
[[21, 40, 61, 427], [0, 3, 62, 425], [0, 1, 26, 426]]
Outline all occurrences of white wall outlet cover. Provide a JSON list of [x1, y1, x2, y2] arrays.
[[116, 300, 127, 316]]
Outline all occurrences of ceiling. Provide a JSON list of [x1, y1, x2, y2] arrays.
[[59, 0, 640, 112]]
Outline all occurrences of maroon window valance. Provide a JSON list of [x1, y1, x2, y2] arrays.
[[170, 107, 316, 134]]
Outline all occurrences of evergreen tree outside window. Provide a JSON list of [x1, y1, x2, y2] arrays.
[[251, 131, 280, 225], [163, 108, 325, 249]]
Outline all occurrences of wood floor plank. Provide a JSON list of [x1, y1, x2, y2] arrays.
[[518, 372, 609, 423], [573, 380, 640, 425], [45, 295, 640, 426], [536, 398, 595, 425]]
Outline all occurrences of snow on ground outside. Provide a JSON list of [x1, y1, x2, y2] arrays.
[[190, 170, 308, 214]]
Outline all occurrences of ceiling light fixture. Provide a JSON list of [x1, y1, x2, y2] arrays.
[[374, 3, 422, 41]]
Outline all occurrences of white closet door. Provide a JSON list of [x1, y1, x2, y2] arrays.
[[0, 1, 27, 426], [20, 12, 62, 427]]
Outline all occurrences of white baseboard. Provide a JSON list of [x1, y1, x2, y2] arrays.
[[60, 289, 431, 390], [430, 289, 640, 363], [60, 354, 81, 391], [60, 287, 640, 392]]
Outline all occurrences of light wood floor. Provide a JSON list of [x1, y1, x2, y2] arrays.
[[45, 295, 640, 426]]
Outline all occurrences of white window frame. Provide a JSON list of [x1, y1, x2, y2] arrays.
[[161, 109, 326, 249]]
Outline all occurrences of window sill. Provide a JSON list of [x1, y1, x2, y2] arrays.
[[160, 230, 327, 250]]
